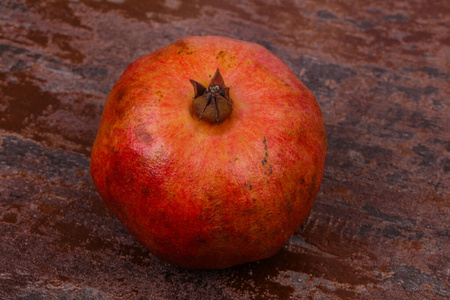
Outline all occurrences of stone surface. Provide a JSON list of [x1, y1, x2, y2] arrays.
[[0, 0, 449, 299]]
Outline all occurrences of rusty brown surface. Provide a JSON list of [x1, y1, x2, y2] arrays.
[[0, 0, 449, 299]]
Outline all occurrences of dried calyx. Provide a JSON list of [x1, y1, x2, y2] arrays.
[[190, 69, 232, 124]]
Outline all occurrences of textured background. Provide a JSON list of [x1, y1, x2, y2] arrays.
[[0, 0, 449, 299]]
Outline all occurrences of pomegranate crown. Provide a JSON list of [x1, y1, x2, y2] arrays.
[[190, 69, 232, 124]]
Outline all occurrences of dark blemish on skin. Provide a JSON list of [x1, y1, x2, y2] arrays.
[[262, 136, 268, 166], [284, 198, 294, 214], [156, 90, 164, 101], [247, 184, 253, 190], [135, 128, 152, 144], [142, 187, 150, 195], [262, 157, 268, 166], [115, 87, 127, 103], [114, 106, 126, 120], [261, 136, 272, 174], [176, 41, 194, 55]]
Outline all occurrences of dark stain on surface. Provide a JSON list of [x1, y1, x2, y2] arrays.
[[403, 31, 433, 43], [26, 29, 49, 47], [412, 144, 437, 167], [360, 145, 393, 160], [52, 34, 86, 64], [0, 75, 61, 132], [363, 203, 414, 225], [366, 28, 401, 48], [296, 56, 356, 92], [385, 13, 408, 23], [10, 60, 32, 72], [0, 43, 28, 56], [0, 135, 89, 180], [1, 213, 18, 224], [370, 81, 439, 102], [345, 18, 374, 30], [390, 265, 442, 293], [24, 0, 87, 28], [73, 66, 109, 78], [316, 10, 337, 20], [416, 67, 449, 79], [227, 244, 378, 299], [1, 0, 29, 12], [382, 224, 406, 239]]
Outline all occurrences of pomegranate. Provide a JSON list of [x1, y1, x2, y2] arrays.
[[90, 36, 327, 269]]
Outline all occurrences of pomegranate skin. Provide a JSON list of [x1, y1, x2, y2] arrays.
[[90, 36, 327, 269]]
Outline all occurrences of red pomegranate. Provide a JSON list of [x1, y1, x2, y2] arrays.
[[90, 36, 327, 269]]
